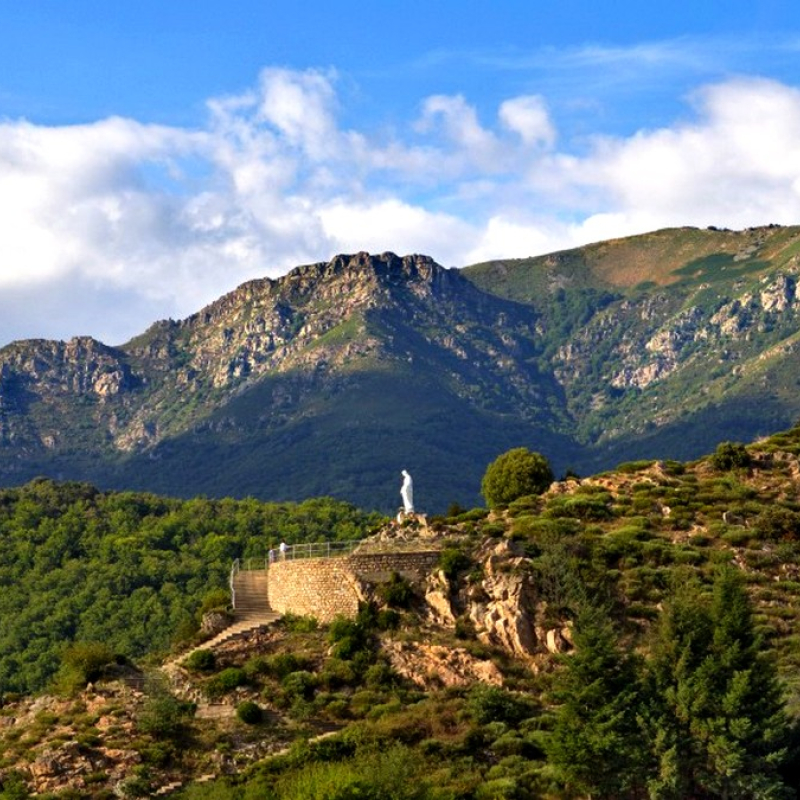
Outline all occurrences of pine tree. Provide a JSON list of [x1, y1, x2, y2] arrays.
[[546, 605, 647, 798], [645, 569, 791, 799], [643, 575, 714, 798]]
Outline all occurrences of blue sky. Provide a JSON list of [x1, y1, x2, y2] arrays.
[[2, 1, 800, 344]]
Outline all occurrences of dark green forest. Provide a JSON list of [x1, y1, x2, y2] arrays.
[[0, 479, 382, 695]]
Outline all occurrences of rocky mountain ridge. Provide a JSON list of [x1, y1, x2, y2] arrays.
[[3, 227, 800, 508]]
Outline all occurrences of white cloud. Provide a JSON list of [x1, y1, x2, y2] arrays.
[[499, 96, 556, 148], [256, 68, 341, 160], [3, 70, 800, 345], [318, 198, 476, 261], [571, 77, 800, 228]]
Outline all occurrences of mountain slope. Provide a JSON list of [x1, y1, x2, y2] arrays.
[[0, 253, 573, 510], [464, 224, 800, 464], [3, 230, 800, 509]]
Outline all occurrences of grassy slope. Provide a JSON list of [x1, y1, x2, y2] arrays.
[[463, 225, 800, 300]]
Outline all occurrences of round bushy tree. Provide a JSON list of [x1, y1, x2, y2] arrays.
[[711, 441, 751, 471], [481, 447, 554, 508]]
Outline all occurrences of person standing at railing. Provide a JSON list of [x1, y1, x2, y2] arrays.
[[279, 541, 288, 560], [268, 548, 276, 565]]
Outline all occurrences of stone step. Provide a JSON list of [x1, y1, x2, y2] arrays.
[[162, 610, 280, 670], [159, 569, 278, 672], [233, 571, 270, 613]]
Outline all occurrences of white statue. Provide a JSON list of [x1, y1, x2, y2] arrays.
[[400, 469, 414, 514]]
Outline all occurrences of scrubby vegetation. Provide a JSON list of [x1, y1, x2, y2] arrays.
[[0, 480, 382, 695], [8, 425, 800, 796]]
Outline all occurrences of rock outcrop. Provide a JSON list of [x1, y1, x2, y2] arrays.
[[382, 640, 503, 688], [422, 537, 574, 663]]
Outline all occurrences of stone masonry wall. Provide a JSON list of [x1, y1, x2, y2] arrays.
[[267, 551, 441, 622]]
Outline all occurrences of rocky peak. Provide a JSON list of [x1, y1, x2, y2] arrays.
[[0, 336, 133, 398], [280, 251, 461, 305]]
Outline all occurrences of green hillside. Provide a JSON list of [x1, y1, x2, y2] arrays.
[[5, 425, 800, 796]]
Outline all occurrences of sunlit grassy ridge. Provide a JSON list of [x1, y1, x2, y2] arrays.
[[464, 224, 800, 297]]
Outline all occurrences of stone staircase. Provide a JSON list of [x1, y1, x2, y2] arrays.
[[165, 569, 279, 669]]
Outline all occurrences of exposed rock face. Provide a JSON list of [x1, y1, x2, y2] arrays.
[[424, 570, 457, 626], [0, 337, 134, 399], [201, 611, 233, 636], [467, 541, 540, 658], [422, 538, 574, 662], [27, 740, 142, 796], [544, 624, 574, 654], [382, 640, 503, 688], [0, 686, 145, 797]]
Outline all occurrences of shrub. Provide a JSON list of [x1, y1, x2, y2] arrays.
[[138, 692, 194, 739], [236, 700, 263, 724], [439, 548, 472, 580], [243, 655, 269, 679], [328, 606, 376, 660], [455, 615, 477, 640], [184, 649, 216, 672], [544, 495, 612, 521], [481, 448, 554, 508], [135, 740, 175, 766], [281, 670, 317, 701], [616, 460, 656, 474], [376, 609, 400, 630], [281, 613, 319, 633], [454, 508, 490, 522], [517, 517, 582, 542], [319, 659, 357, 689], [753, 506, 800, 541], [447, 502, 466, 518], [377, 571, 415, 609], [711, 441, 752, 471], [264, 652, 307, 679], [467, 685, 534, 726], [507, 495, 543, 517], [0, 770, 30, 800], [198, 589, 230, 615], [364, 662, 397, 689], [54, 642, 117, 693], [721, 527, 753, 547], [662, 460, 686, 476], [206, 668, 247, 697]]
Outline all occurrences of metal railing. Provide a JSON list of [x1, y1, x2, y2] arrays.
[[229, 558, 239, 608], [234, 538, 440, 569]]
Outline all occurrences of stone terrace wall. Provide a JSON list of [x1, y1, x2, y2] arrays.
[[267, 551, 441, 623]]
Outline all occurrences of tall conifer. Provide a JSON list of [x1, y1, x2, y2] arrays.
[[546, 605, 646, 797], [645, 569, 790, 799]]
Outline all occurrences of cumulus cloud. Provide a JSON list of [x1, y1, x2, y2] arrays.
[[499, 96, 556, 148], [568, 77, 800, 232], [2, 68, 800, 345]]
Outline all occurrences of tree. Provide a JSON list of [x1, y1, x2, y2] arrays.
[[481, 447, 553, 508], [52, 641, 117, 694], [644, 569, 790, 799], [546, 605, 647, 798], [712, 441, 752, 472]]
